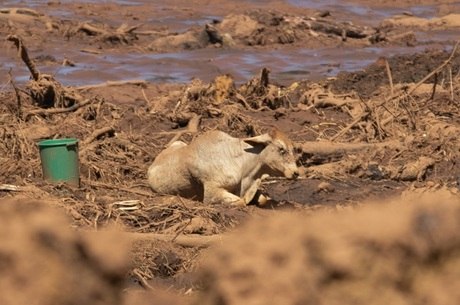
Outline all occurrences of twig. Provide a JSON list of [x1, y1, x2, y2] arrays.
[[430, 72, 438, 101], [449, 65, 454, 101], [141, 88, 151, 104], [384, 58, 394, 96], [80, 48, 103, 55]]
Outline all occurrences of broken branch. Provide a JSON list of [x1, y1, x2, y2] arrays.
[[82, 126, 115, 146], [7, 34, 40, 81], [25, 99, 92, 118]]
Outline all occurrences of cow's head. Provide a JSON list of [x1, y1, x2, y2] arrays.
[[244, 129, 299, 179]]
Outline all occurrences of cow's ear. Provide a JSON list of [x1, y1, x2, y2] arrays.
[[243, 133, 272, 145]]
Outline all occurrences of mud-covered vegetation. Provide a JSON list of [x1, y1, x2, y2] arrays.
[[1, 0, 460, 304]]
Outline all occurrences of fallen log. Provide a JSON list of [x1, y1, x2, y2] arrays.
[[307, 18, 372, 40], [297, 140, 403, 157], [298, 140, 404, 168]]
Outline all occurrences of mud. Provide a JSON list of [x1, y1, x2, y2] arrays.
[[0, 199, 129, 305], [1, 0, 460, 304], [196, 188, 460, 305]]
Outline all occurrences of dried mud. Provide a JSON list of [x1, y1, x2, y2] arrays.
[[1, 0, 460, 304]]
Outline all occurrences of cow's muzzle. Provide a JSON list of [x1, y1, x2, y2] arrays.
[[285, 169, 300, 180]]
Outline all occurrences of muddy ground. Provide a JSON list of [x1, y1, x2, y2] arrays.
[[1, 0, 460, 304]]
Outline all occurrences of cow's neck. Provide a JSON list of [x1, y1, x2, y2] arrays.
[[244, 150, 274, 180]]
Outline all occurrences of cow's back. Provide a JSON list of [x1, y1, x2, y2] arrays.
[[147, 141, 202, 200], [187, 131, 255, 189]]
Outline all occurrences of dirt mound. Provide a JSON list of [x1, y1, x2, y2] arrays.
[[195, 189, 460, 305], [331, 48, 460, 98], [0, 199, 129, 305]]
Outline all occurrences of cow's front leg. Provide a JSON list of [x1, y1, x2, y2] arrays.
[[241, 174, 270, 205], [242, 178, 262, 205], [203, 183, 246, 206]]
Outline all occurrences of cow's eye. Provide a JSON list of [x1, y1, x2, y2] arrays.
[[279, 147, 287, 155]]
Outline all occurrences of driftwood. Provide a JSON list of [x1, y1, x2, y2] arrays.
[[77, 22, 141, 44], [306, 18, 373, 40], [77, 80, 147, 91]]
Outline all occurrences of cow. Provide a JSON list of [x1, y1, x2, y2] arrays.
[[147, 128, 299, 206]]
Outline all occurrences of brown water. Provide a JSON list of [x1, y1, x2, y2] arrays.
[[1, 0, 458, 86]]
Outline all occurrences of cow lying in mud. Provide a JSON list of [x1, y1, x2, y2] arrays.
[[147, 129, 299, 206]]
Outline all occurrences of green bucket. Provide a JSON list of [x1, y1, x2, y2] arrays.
[[38, 138, 80, 187]]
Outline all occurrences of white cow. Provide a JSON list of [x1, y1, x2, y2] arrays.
[[147, 129, 299, 206]]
